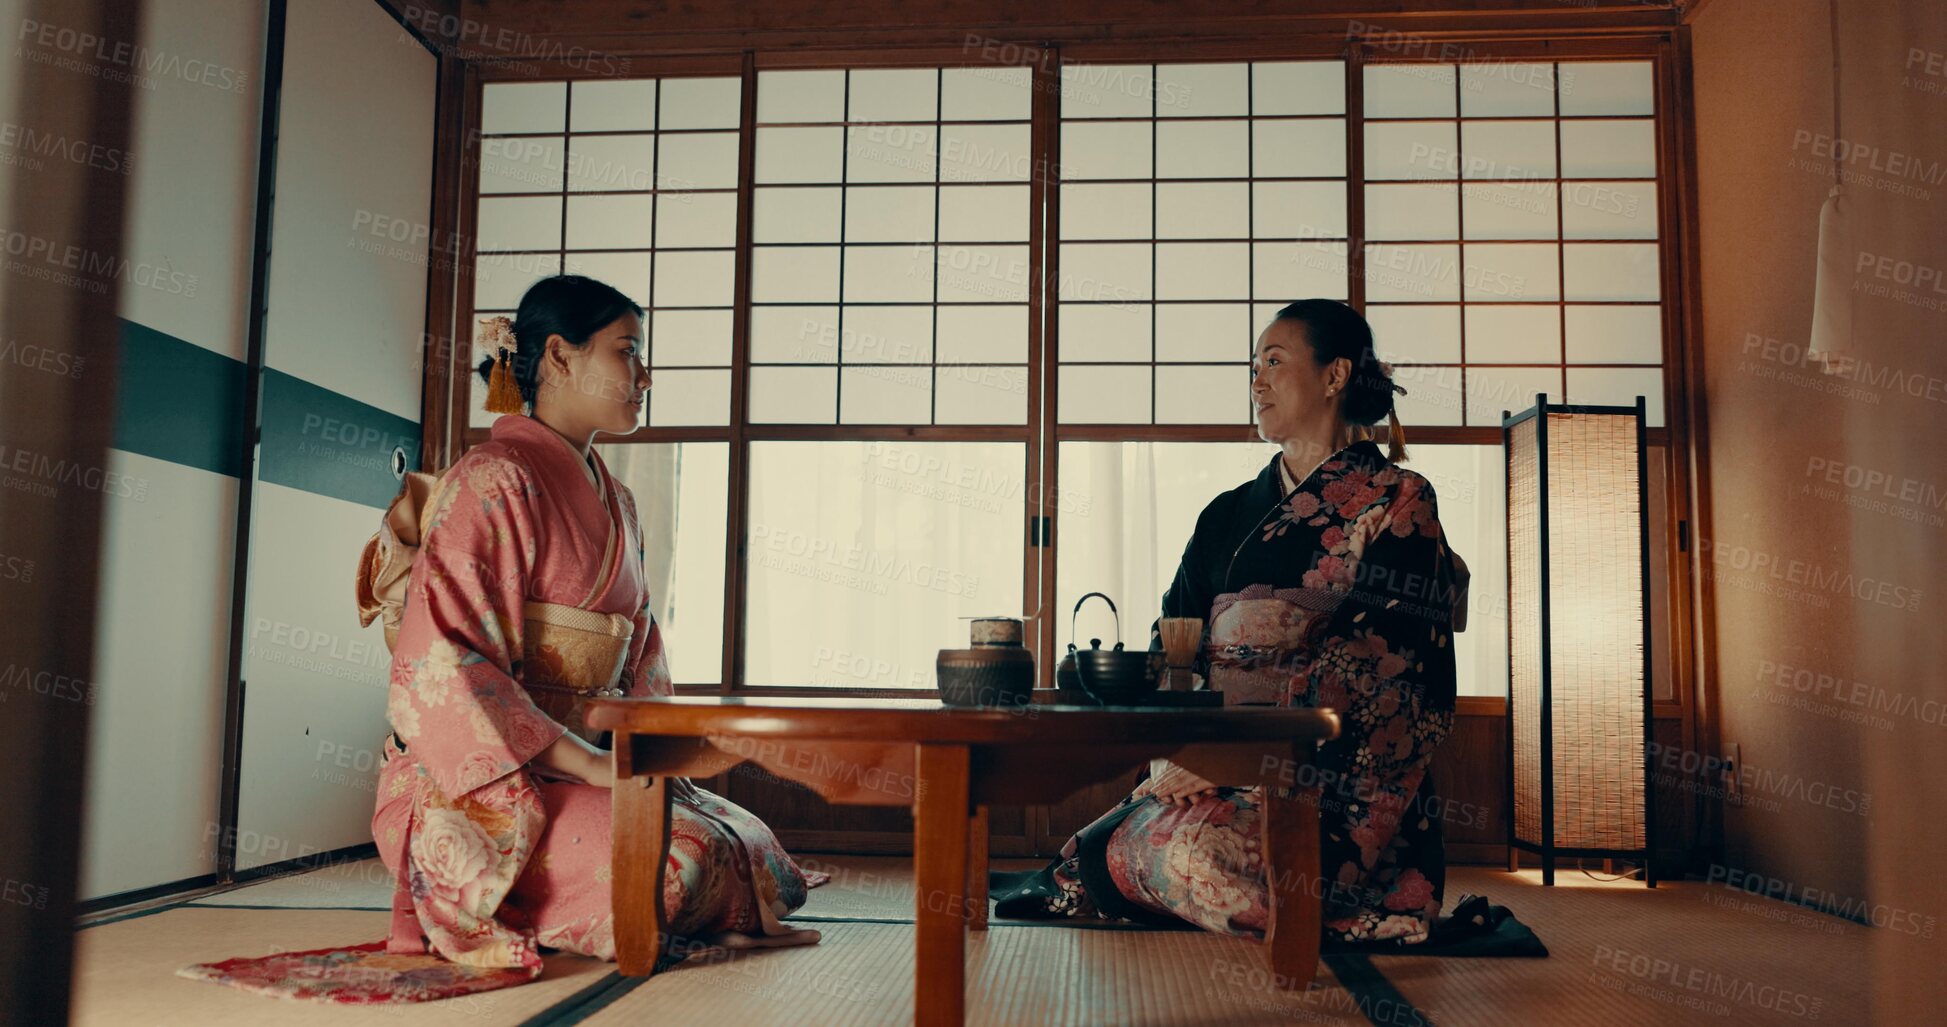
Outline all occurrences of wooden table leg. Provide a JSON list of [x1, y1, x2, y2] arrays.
[[1261, 772, 1323, 989], [612, 770, 671, 977], [967, 805, 989, 931], [914, 744, 971, 1026]]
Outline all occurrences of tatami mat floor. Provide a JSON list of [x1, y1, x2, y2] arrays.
[[71, 856, 1871, 1026]]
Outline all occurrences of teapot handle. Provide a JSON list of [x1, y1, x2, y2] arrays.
[[1070, 592, 1122, 650]]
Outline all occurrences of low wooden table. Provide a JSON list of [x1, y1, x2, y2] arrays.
[[587, 697, 1340, 1026]]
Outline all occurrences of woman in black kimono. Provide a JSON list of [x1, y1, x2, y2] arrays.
[[1001, 299, 1463, 945]]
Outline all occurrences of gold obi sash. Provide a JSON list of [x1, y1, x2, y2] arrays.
[[520, 601, 634, 696]]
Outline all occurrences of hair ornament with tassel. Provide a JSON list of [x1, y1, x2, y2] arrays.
[[481, 315, 525, 414], [1380, 359, 1407, 463]]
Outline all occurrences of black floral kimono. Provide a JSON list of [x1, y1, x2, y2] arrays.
[[1000, 440, 1461, 944]]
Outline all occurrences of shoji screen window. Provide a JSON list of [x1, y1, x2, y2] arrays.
[[749, 67, 1032, 425], [1056, 61, 1349, 426], [470, 76, 743, 428], [1362, 61, 1665, 427]]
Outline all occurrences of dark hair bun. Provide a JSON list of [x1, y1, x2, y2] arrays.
[[474, 275, 644, 407], [1341, 351, 1396, 427]]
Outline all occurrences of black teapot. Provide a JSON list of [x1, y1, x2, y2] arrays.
[[1055, 592, 1163, 703]]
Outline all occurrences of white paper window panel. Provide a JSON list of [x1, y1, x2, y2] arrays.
[[750, 306, 839, 363], [1465, 366, 1561, 426], [571, 79, 657, 132], [652, 309, 733, 366], [936, 365, 1028, 423], [1364, 64, 1458, 118], [656, 193, 737, 248], [1253, 241, 1350, 301], [1565, 367, 1665, 426], [935, 244, 1031, 304], [1366, 183, 1459, 241], [1253, 181, 1348, 240], [1390, 364, 1464, 426], [1367, 305, 1461, 364], [1560, 119, 1656, 178], [1061, 64, 1158, 119], [843, 245, 936, 303], [1060, 183, 1152, 240], [847, 124, 937, 183], [478, 196, 562, 251], [482, 82, 565, 134], [1157, 182, 1249, 239], [757, 69, 846, 123], [750, 365, 838, 423], [653, 250, 734, 307], [1465, 243, 1560, 302], [941, 124, 1033, 183], [1466, 305, 1561, 363], [1458, 63, 1557, 117], [751, 246, 840, 302], [848, 68, 939, 123], [1156, 243, 1250, 300], [572, 251, 653, 305], [1561, 181, 1658, 240], [1365, 243, 1460, 302], [1157, 365, 1250, 423], [1461, 182, 1559, 240], [473, 252, 562, 309], [1557, 62, 1655, 117], [478, 135, 564, 194], [1059, 363, 1151, 422], [1564, 243, 1659, 300], [567, 135, 655, 193], [1566, 305, 1663, 364], [844, 186, 936, 243], [938, 186, 1029, 242], [1157, 303, 1251, 362], [753, 187, 842, 243], [755, 126, 844, 184], [657, 77, 741, 131], [1155, 63, 1249, 117], [942, 67, 1032, 122], [1155, 121, 1249, 179], [1060, 121, 1154, 180], [1365, 121, 1458, 181], [1252, 119, 1347, 178], [566, 194, 653, 250], [1460, 121, 1559, 180], [840, 365, 934, 423], [649, 368, 730, 426], [1059, 302, 1151, 362], [1252, 62, 1346, 116], [1060, 243, 1152, 303], [656, 132, 740, 190], [937, 305, 1028, 364], [840, 306, 933, 364]]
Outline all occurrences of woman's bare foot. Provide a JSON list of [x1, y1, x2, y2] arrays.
[[702, 927, 822, 951]]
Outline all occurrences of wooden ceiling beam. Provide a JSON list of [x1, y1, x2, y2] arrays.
[[454, 0, 1681, 61]]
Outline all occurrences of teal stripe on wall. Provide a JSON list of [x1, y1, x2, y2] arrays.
[[257, 369, 421, 509], [114, 318, 248, 477], [113, 318, 421, 509]]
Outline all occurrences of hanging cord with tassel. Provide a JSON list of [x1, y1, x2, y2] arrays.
[[481, 316, 525, 414]]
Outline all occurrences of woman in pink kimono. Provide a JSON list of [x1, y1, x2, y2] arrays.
[[372, 274, 819, 977]]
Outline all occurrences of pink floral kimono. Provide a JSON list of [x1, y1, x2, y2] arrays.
[[372, 414, 814, 973]]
